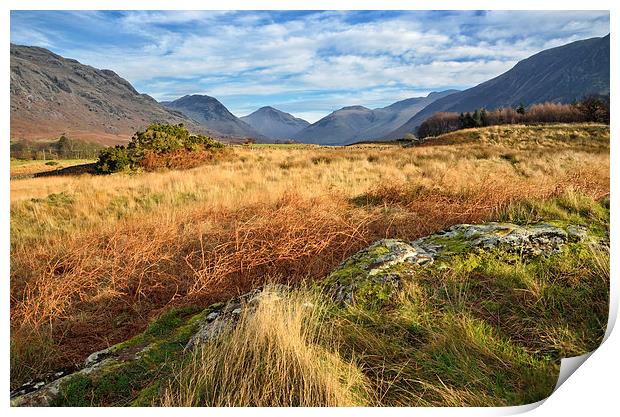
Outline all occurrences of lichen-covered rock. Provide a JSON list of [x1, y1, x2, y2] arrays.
[[325, 222, 585, 309], [419, 222, 570, 257], [186, 288, 265, 350], [11, 306, 212, 406]]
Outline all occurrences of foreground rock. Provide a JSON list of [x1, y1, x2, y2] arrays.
[[323, 222, 585, 309], [11, 221, 590, 406]]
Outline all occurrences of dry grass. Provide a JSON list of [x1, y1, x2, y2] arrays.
[[10, 124, 610, 387], [161, 285, 369, 406]]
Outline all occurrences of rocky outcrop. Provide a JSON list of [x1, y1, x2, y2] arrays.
[[323, 222, 588, 309], [11, 220, 592, 406]]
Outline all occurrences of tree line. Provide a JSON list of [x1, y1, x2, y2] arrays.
[[416, 95, 610, 139], [10, 135, 104, 160]]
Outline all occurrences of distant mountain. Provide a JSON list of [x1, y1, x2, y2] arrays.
[[10, 44, 211, 145], [294, 91, 458, 145], [240, 106, 310, 140], [387, 34, 610, 138], [163, 95, 266, 140]]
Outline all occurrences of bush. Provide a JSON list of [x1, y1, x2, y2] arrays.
[[96, 146, 131, 173], [96, 124, 223, 173]]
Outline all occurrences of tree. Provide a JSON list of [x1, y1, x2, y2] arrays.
[[480, 109, 488, 126], [96, 146, 130, 173], [472, 109, 482, 127], [516, 103, 526, 115], [576, 95, 610, 123], [95, 123, 223, 174]]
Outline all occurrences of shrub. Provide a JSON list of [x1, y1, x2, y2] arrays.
[[96, 145, 131, 173], [95, 124, 223, 173]]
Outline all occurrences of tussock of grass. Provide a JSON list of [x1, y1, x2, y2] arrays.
[[162, 286, 369, 406]]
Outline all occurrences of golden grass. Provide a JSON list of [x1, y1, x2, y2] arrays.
[[9, 124, 610, 386], [161, 285, 369, 406]]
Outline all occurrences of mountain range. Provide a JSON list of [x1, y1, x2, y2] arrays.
[[10, 34, 610, 145], [294, 90, 458, 145]]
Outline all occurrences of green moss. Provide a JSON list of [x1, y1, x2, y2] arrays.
[[354, 278, 396, 311], [52, 374, 92, 406], [52, 304, 219, 406], [132, 382, 161, 406], [324, 243, 391, 287], [426, 232, 472, 256]]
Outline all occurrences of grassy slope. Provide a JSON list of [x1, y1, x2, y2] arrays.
[[10, 124, 610, 402]]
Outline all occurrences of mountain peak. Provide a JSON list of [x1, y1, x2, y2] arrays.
[[164, 95, 264, 139], [339, 105, 370, 112], [241, 106, 310, 140]]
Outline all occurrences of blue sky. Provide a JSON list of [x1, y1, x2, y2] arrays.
[[11, 10, 609, 122]]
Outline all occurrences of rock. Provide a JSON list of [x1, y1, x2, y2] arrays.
[[325, 222, 585, 309], [185, 286, 287, 350], [567, 225, 589, 242], [418, 222, 570, 257]]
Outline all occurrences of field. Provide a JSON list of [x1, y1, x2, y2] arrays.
[[10, 123, 610, 405]]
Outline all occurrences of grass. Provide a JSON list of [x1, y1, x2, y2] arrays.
[[9, 124, 610, 405], [10, 159, 96, 178], [161, 287, 369, 406]]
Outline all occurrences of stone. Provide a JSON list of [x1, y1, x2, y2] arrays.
[[325, 221, 586, 309]]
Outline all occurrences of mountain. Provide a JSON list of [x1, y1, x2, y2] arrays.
[[240, 106, 310, 140], [10, 44, 211, 145], [293, 91, 458, 145], [387, 34, 610, 138], [163, 95, 266, 140]]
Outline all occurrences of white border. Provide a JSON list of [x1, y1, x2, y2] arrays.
[[2, 1, 617, 415]]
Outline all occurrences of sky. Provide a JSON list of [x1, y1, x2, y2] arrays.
[[10, 10, 610, 122]]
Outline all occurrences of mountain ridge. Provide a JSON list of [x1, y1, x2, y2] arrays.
[[10, 44, 214, 145], [386, 34, 610, 138]]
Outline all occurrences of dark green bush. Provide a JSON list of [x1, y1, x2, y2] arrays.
[[96, 146, 131, 173]]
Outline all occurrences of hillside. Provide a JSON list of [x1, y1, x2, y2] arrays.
[[386, 35, 610, 138], [10, 44, 212, 145], [294, 91, 457, 145], [240, 106, 310, 140], [163, 95, 267, 141]]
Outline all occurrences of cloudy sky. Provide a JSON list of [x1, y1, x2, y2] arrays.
[[10, 10, 609, 122]]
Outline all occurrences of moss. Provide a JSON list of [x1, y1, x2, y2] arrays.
[[51, 374, 92, 406], [324, 243, 391, 287], [425, 232, 473, 256], [52, 304, 221, 406], [132, 381, 161, 406], [354, 278, 396, 311]]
